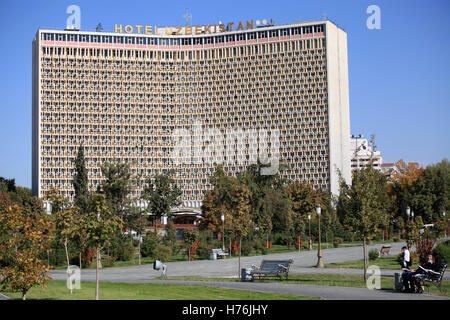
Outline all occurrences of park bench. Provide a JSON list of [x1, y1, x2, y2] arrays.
[[379, 245, 391, 256], [211, 248, 228, 259], [418, 263, 447, 294], [251, 259, 294, 280]]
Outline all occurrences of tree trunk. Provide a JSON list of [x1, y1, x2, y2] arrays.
[[138, 240, 141, 265], [22, 289, 27, 300], [79, 252, 82, 270], [238, 237, 241, 279], [95, 247, 100, 300], [363, 236, 368, 283], [64, 238, 72, 294]]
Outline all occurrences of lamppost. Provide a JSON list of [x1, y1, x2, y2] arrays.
[[221, 214, 225, 252], [316, 206, 324, 268], [406, 207, 411, 249], [443, 212, 447, 237], [308, 214, 312, 250], [406, 207, 411, 222]]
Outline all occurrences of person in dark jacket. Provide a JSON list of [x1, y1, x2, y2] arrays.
[[402, 254, 435, 293]]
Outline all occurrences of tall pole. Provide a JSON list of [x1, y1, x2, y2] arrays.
[[316, 206, 323, 268], [308, 214, 312, 250], [221, 214, 225, 253]]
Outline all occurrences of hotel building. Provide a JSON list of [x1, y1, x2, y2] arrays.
[[32, 20, 351, 209]]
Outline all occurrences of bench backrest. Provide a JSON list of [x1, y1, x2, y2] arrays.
[[260, 259, 293, 271], [212, 248, 225, 254], [435, 263, 447, 282]]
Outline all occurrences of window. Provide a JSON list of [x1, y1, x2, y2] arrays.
[[226, 34, 235, 42], [237, 34, 245, 41], [215, 36, 224, 43], [137, 37, 145, 45], [102, 35, 112, 43], [91, 35, 100, 43], [159, 38, 169, 45], [257, 31, 268, 39], [269, 30, 278, 37], [247, 32, 256, 40], [280, 28, 289, 36], [68, 34, 78, 42], [193, 37, 202, 45], [303, 26, 311, 34], [114, 36, 124, 44], [56, 34, 66, 41], [170, 38, 180, 45], [148, 38, 157, 45], [182, 38, 192, 45], [291, 27, 300, 35], [80, 34, 89, 42], [42, 33, 54, 41], [125, 37, 135, 44]]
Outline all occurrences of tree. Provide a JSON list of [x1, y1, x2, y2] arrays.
[[229, 183, 252, 277], [53, 206, 79, 292], [72, 145, 89, 213], [100, 161, 132, 221], [164, 221, 178, 255], [143, 170, 182, 227], [285, 181, 321, 246], [84, 194, 123, 300], [410, 159, 449, 224], [182, 228, 199, 261], [337, 165, 390, 282], [0, 193, 54, 300], [265, 189, 292, 245]]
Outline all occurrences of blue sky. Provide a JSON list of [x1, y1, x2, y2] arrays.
[[0, 0, 449, 188]]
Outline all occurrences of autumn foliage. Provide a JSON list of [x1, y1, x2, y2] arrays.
[[0, 193, 54, 300]]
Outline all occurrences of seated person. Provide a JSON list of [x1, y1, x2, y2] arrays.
[[412, 255, 442, 293], [402, 254, 437, 293]]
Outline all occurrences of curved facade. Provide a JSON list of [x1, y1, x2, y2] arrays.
[[32, 20, 351, 208]]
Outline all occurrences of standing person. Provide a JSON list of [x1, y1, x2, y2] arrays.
[[400, 246, 411, 270]]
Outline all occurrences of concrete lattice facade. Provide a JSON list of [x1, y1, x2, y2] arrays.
[[32, 20, 351, 208]]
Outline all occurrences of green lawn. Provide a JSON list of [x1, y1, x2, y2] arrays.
[[160, 273, 450, 298], [0, 280, 317, 300], [325, 255, 414, 270]]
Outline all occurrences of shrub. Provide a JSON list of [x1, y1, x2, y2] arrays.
[[196, 240, 214, 260], [393, 236, 400, 242], [239, 241, 251, 256], [416, 236, 435, 263], [369, 249, 379, 261], [141, 231, 161, 257], [153, 244, 172, 262], [101, 254, 116, 267], [432, 240, 450, 263]]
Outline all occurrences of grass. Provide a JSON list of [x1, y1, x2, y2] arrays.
[[0, 280, 318, 300], [160, 273, 450, 298], [325, 255, 416, 270]]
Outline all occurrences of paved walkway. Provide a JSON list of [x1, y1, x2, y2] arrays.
[[46, 241, 449, 300]]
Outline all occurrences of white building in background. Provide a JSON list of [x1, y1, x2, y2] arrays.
[[350, 136, 382, 171], [32, 19, 351, 207]]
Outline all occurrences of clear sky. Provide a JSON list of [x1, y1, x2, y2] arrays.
[[0, 0, 449, 188]]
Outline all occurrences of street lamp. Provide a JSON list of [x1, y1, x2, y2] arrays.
[[221, 214, 225, 253], [308, 214, 312, 250], [316, 206, 324, 268], [443, 212, 447, 237], [406, 207, 411, 221]]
